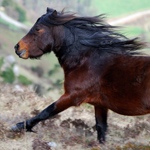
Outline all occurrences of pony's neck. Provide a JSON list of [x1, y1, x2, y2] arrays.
[[53, 27, 80, 67]]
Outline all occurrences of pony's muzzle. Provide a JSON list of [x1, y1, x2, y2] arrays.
[[14, 43, 21, 56], [15, 48, 27, 58], [14, 44, 20, 52], [14, 41, 29, 59], [19, 49, 27, 57], [14, 43, 28, 59]]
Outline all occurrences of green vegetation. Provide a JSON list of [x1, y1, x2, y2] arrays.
[[0, 24, 24, 49], [120, 26, 146, 38], [18, 75, 32, 85], [15, 5, 26, 22], [124, 26, 145, 36], [0, 57, 32, 85], [48, 64, 60, 76], [0, 57, 15, 83], [1, 0, 14, 7], [92, 0, 150, 17], [0, 18, 19, 30], [1, 65, 16, 84], [0, 57, 4, 70], [2, 0, 26, 22]]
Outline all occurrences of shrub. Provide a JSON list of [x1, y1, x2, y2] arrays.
[[0, 57, 32, 85], [2, 0, 26, 22], [15, 6, 26, 22], [0, 57, 4, 71], [48, 64, 60, 76], [1, 0, 14, 7], [18, 75, 32, 85], [0, 57, 15, 83], [1, 67, 16, 83]]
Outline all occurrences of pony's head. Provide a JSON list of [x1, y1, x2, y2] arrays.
[[14, 8, 72, 59]]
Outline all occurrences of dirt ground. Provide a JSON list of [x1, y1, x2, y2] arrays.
[[0, 84, 150, 150]]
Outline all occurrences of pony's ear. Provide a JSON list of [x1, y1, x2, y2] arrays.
[[46, 8, 57, 16], [47, 7, 54, 13], [52, 10, 57, 16]]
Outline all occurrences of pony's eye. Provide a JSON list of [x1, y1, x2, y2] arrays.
[[35, 27, 40, 31]]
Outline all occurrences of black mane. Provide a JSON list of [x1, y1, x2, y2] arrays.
[[38, 8, 144, 54], [37, 8, 145, 66]]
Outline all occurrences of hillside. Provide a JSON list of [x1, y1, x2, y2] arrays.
[[1, 84, 150, 149]]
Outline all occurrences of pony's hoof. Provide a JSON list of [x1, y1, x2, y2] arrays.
[[11, 122, 24, 132], [11, 125, 21, 132], [11, 122, 36, 133]]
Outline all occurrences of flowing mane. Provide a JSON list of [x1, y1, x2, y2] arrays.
[[38, 8, 145, 56]]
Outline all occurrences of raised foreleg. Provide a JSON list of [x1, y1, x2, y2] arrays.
[[12, 94, 83, 132]]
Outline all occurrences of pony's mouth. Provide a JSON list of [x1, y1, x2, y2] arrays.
[[19, 49, 26, 57], [16, 49, 28, 59]]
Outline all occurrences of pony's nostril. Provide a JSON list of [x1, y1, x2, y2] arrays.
[[14, 44, 20, 51]]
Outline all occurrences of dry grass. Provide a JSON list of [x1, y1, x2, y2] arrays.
[[1, 84, 150, 150]]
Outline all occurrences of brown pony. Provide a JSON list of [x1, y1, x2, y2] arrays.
[[13, 8, 149, 144]]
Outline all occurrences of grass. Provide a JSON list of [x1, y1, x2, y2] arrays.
[[23, 20, 32, 26], [92, 0, 150, 17], [120, 26, 147, 38], [0, 24, 24, 49], [93, 0, 150, 17], [0, 18, 19, 31]]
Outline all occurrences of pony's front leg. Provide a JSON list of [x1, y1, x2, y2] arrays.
[[94, 106, 108, 144], [12, 94, 78, 132]]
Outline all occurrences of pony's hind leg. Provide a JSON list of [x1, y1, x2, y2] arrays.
[[12, 94, 80, 132], [94, 106, 108, 144]]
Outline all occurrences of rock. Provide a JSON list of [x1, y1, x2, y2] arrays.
[[48, 142, 57, 147], [5, 55, 16, 64]]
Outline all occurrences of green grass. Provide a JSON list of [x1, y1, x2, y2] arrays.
[[120, 26, 146, 38], [23, 20, 32, 26], [0, 18, 19, 30], [0, 24, 24, 44], [92, 0, 150, 17]]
